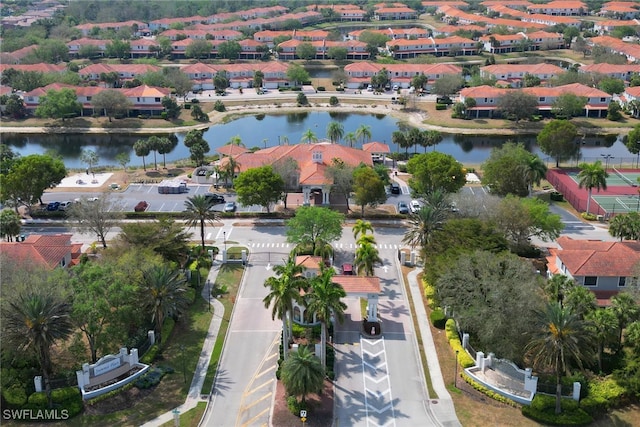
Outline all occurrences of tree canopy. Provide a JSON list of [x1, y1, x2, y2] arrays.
[[35, 88, 81, 121], [481, 142, 532, 197], [537, 120, 579, 167], [0, 154, 66, 210], [353, 166, 386, 217], [285, 206, 344, 254], [407, 152, 466, 195], [496, 91, 538, 122], [552, 93, 587, 119], [91, 90, 131, 122], [234, 166, 285, 213]]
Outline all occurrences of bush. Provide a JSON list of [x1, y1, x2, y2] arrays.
[[287, 395, 307, 415], [297, 93, 308, 105], [445, 319, 475, 368], [581, 212, 597, 221], [317, 86, 326, 91], [329, 96, 339, 106], [430, 308, 446, 329], [27, 392, 48, 406], [51, 387, 80, 403], [141, 344, 159, 364], [2, 385, 27, 408], [423, 279, 437, 309], [160, 112, 168, 120], [522, 394, 592, 425], [160, 318, 176, 345], [184, 104, 191, 109], [191, 98, 200, 103], [135, 366, 170, 389], [462, 373, 519, 406], [580, 377, 627, 416], [214, 100, 226, 112], [435, 103, 447, 110]]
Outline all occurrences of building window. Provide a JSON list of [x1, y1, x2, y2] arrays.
[[619, 277, 626, 287], [600, 97, 606, 102], [86, 96, 91, 101], [155, 97, 161, 102], [584, 276, 597, 286], [539, 97, 545, 102]]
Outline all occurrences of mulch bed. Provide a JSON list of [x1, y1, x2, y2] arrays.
[[83, 386, 155, 415], [271, 378, 334, 427]]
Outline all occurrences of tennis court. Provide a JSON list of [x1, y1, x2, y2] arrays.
[[566, 169, 640, 188], [592, 195, 640, 215]]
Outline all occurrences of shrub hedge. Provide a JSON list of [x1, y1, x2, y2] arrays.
[[430, 308, 446, 329], [580, 377, 626, 417], [461, 373, 519, 407], [2, 385, 28, 408], [24, 387, 83, 419], [445, 319, 475, 368], [141, 344, 159, 364], [422, 279, 437, 309], [522, 394, 592, 426], [435, 103, 447, 110]]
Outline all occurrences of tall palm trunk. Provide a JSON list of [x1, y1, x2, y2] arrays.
[[199, 219, 205, 248], [282, 313, 289, 360], [586, 189, 592, 214], [320, 321, 327, 368], [555, 354, 562, 414]]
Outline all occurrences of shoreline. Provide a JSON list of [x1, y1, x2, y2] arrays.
[[1, 100, 635, 136]]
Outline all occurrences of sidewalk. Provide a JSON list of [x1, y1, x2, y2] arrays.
[[140, 258, 225, 427], [407, 268, 461, 427]]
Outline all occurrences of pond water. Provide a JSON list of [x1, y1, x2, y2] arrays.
[[2, 111, 628, 169]]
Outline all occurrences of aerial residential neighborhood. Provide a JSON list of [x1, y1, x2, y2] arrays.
[[2, 0, 640, 426]]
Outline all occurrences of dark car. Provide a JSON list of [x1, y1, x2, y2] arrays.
[[46, 202, 60, 211], [134, 201, 149, 212], [390, 183, 401, 194], [205, 193, 225, 204], [397, 202, 409, 214]]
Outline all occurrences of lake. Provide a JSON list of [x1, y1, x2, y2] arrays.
[[2, 111, 629, 169]]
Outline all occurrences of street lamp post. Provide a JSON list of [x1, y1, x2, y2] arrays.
[[207, 279, 211, 312], [454, 350, 459, 388], [601, 154, 614, 170], [223, 231, 227, 252]]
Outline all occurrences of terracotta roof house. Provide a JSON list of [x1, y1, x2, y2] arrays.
[[181, 62, 289, 90], [526, 0, 587, 15], [276, 38, 369, 61], [387, 36, 478, 58], [598, 2, 640, 19], [547, 236, 640, 305], [0, 45, 38, 64], [619, 86, 640, 117], [579, 63, 640, 81], [374, 6, 418, 20], [78, 63, 160, 84], [459, 83, 612, 118], [22, 83, 170, 117], [225, 142, 377, 206], [0, 234, 82, 270], [480, 63, 565, 87], [66, 38, 109, 57], [75, 20, 148, 37], [593, 19, 640, 34], [0, 63, 66, 74], [291, 255, 382, 325], [590, 35, 640, 62], [344, 62, 462, 89]]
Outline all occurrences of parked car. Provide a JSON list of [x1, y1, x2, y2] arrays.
[[223, 201, 237, 212], [58, 201, 72, 211], [410, 200, 421, 213], [392, 84, 399, 91], [390, 183, 400, 194], [366, 84, 373, 92], [205, 193, 225, 204], [46, 202, 60, 211], [397, 202, 409, 214], [87, 197, 99, 202], [134, 201, 149, 212]]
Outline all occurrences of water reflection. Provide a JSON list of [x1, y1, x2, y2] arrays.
[[2, 111, 627, 168]]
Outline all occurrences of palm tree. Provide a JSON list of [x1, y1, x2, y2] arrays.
[[609, 213, 640, 241], [577, 161, 608, 215], [344, 131, 357, 148], [305, 265, 346, 368], [520, 154, 548, 196], [146, 135, 160, 170], [355, 240, 382, 276], [157, 136, 176, 169], [392, 130, 410, 159], [4, 291, 73, 408], [525, 302, 595, 414], [355, 124, 372, 145], [352, 219, 374, 239], [263, 255, 308, 360], [407, 127, 423, 154], [423, 130, 443, 152], [226, 135, 245, 147], [564, 285, 597, 320], [184, 195, 219, 249], [544, 274, 575, 306], [281, 346, 325, 404], [402, 204, 446, 250], [301, 129, 318, 144], [140, 266, 189, 344], [611, 293, 640, 349], [81, 149, 99, 174], [221, 156, 240, 187], [326, 121, 344, 144], [587, 307, 618, 372], [133, 139, 150, 171]]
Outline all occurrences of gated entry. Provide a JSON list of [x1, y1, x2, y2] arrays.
[[247, 251, 290, 266]]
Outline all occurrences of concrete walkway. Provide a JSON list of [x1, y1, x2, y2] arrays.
[[407, 268, 461, 427], [140, 258, 225, 427]]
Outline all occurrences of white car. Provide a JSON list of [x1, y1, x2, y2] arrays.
[[58, 201, 73, 211], [410, 200, 422, 213]]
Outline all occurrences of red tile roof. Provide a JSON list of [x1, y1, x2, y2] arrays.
[[555, 236, 640, 277], [0, 234, 80, 269], [333, 275, 381, 294], [362, 142, 391, 153]]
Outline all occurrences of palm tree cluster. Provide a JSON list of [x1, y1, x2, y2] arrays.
[[300, 123, 372, 147], [263, 254, 347, 369], [353, 220, 382, 276], [402, 189, 450, 252], [392, 128, 443, 158], [133, 136, 177, 171], [184, 195, 219, 249]]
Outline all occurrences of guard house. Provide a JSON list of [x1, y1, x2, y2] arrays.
[[292, 256, 381, 324]]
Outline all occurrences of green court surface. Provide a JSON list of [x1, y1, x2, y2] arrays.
[[567, 170, 640, 187], [593, 195, 640, 214]]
